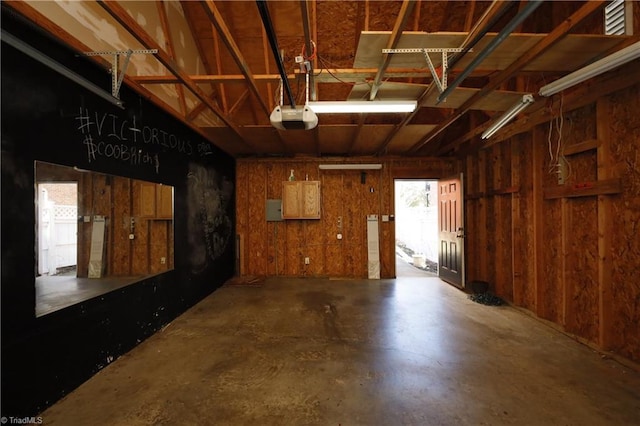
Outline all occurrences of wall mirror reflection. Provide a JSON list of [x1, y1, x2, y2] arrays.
[[35, 161, 174, 317]]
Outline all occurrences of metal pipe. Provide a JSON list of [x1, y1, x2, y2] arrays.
[[256, 0, 296, 107], [436, 0, 543, 104], [447, 1, 516, 70]]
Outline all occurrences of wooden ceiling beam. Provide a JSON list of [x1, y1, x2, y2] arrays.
[[95, 0, 245, 139], [131, 67, 497, 85], [369, 0, 416, 101], [200, 0, 270, 118], [411, 0, 607, 155]]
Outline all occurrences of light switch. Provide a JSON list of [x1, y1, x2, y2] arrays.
[[382, 215, 389, 222]]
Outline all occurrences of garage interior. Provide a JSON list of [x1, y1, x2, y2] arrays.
[[1, 0, 639, 422]]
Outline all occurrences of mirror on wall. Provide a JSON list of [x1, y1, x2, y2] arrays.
[[35, 161, 174, 317]]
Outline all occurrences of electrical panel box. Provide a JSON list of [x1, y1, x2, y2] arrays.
[[266, 199, 283, 222]]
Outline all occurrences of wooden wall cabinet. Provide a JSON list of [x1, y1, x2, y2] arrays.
[[282, 181, 321, 219], [139, 182, 173, 219]]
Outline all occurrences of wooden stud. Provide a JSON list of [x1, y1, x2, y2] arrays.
[[477, 149, 488, 282], [543, 178, 622, 199], [511, 136, 523, 305], [597, 96, 613, 350], [563, 139, 601, 156], [532, 125, 545, 317]]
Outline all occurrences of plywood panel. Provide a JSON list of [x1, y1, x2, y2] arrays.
[[351, 125, 395, 154], [318, 125, 359, 155], [344, 173, 365, 277], [386, 125, 437, 154], [321, 172, 346, 277], [606, 84, 640, 360], [111, 176, 131, 276], [131, 182, 149, 276], [354, 32, 627, 72], [565, 198, 599, 342], [149, 220, 169, 275], [246, 163, 268, 275], [235, 162, 250, 276]]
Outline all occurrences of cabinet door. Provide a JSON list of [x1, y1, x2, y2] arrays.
[[282, 181, 301, 218], [301, 181, 320, 219]]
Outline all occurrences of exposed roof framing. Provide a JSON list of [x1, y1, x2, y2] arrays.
[[4, 0, 636, 159]]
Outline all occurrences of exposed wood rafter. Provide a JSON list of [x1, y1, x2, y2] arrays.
[[96, 0, 245, 139], [156, 1, 188, 117], [200, 0, 270, 117]]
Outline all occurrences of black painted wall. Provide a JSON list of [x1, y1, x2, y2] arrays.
[[1, 10, 236, 416]]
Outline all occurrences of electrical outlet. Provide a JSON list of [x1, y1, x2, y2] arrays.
[[304, 257, 310, 265], [160, 257, 166, 264]]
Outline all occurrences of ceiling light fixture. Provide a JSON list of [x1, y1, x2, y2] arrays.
[[539, 41, 640, 97], [481, 94, 535, 140], [307, 100, 417, 114]]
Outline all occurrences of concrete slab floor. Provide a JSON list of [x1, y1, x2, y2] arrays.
[[40, 277, 640, 425]]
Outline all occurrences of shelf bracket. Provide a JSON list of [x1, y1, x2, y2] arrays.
[[381, 48, 468, 95], [83, 49, 158, 99]]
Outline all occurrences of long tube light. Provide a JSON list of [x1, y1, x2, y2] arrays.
[[539, 41, 640, 97], [1, 30, 124, 108], [319, 164, 382, 170], [307, 100, 417, 114], [481, 94, 534, 139]]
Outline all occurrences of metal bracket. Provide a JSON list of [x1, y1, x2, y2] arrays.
[[381, 48, 468, 95], [83, 49, 157, 98]]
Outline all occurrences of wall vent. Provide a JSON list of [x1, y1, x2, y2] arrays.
[[605, 0, 626, 35]]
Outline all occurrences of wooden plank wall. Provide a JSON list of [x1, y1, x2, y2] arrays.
[[463, 82, 640, 363], [236, 157, 454, 279]]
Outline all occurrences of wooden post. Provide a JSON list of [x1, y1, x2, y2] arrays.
[[597, 97, 613, 350], [492, 144, 504, 296], [511, 137, 523, 305], [532, 126, 545, 317], [478, 150, 488, 281]]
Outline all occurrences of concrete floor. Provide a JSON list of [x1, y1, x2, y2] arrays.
[[41, 277, 640, 425]]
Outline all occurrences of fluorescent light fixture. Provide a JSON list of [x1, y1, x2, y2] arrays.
[[481, 94, 535, 140], [319, 164, 382, 170], [539, 41, 640, 97], [307, 100, 417, 114]]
